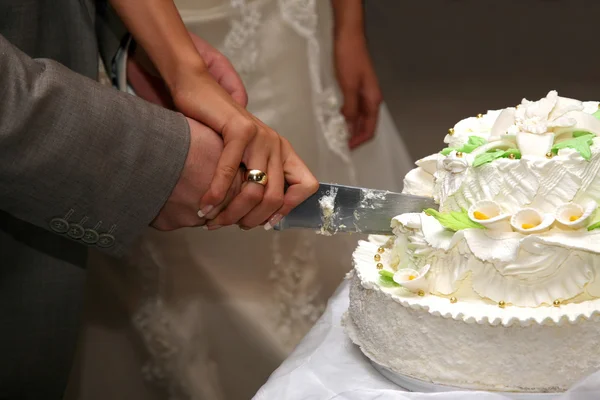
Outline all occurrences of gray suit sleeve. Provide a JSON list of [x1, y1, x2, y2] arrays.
[[0, 34, 190, 256]]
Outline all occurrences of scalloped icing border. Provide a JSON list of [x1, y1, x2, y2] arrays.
[[353, 239, 600, 327]]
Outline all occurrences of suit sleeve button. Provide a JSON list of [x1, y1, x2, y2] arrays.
[[50, 218, 69, 234], [82, 229, 99, 245], [97, 233, 115, 248], [67, 224, 85, 239]]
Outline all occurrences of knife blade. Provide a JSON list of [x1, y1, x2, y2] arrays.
[[273, 183, 438, 235]]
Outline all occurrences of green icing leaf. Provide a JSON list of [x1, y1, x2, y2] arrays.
[[379, 270, 394, 279], [457, 136, 486, 153], [440, 136, 487, 155], [587, 205, 600, 231], [466, 136, 487, 147], [573, 131, 592, 138], [587, 221, 600, 231], [593, 110, 600, 120], [472, 148, 522, 167], [551, 134, 594, 161], [502, 148, 521, 159], [473, 149, 505, 167], [378, 270, 399, 287], [424, 208, 484, 231]]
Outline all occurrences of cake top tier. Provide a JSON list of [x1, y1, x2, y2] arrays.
[[444, 90, 600, 160], [377, 92, 600, 309], [404, 91, 600, 232]]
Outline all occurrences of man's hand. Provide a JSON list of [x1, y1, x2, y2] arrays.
[[126, 33, 247, 109], [188, 34, 247, 107], [129, 34, 318, 230], [333, 26, 383, 150], [151, 118, 244, 231], [112, 1, 318, 229]]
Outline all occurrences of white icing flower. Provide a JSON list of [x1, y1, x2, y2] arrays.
[[435, 152, 469, 200], [402, 154, 440, 198], [489, 108, 518, 142], [555, 201, 597, 229], [510, 208, 555, 234], [392, 213, 422, 231], [468, 200, 511, 231], [388, 234, 408, 270], [582, 101, 600, 114], [415, 154, 439, 175], [444, 110, 502, 148], [515, 131, 555, 158], [442, 153, 468, 174], [490, 90, 600, 157], [402, 167, 435, 198], [515, 90, 582, 134], [393, 264, 430, 292]]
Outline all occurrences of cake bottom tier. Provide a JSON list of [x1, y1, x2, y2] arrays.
[[345, 276, 600, 393]]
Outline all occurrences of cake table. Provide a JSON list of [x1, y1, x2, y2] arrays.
[[252, 280, 600, 400]]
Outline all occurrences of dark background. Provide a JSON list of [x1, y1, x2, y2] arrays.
[[366, 0, 600, 160]]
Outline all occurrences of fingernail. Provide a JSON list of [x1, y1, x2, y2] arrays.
[[264, 214, 283, 231], [207, 225, 222, 231], [202, 225, 209, 230], [197, 205, 214, 218], [239, 226, 251, 231]]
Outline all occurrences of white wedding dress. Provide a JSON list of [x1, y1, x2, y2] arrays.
[[65, 1, 412, 399]]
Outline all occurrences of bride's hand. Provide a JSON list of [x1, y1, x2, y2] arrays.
[[334, 30, 383, 150], [205, 136, 318, 231], [128, 35, 318, 229]]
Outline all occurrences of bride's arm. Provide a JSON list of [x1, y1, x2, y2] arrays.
[[107, 0, 319, 232], [109, 0, 206, 90], [330, 0, 383, 149]]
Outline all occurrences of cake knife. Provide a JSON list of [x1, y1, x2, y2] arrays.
[[273, 183, 438, 235]]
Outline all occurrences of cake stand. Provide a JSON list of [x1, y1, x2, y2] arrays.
[[370, 360, 562, 399]]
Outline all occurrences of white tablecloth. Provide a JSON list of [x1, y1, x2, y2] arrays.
[[253, 280, 600, 400]]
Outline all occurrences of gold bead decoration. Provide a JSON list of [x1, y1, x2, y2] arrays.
[[378, 247, 385, 254], [418, 290, 425, 297], [456, 152, 464, 158], [516, 104, 521, 109], [450, 297, 457, 303], [374, 254, 381, 262], [553, 299, 562, 307], [508, 153, 516, 160], [545, 152, 553, 159], [448, 128, 455, 135], [476, 113, 483, 119], [498, 300, 506, 309], [376, 263, 384, 270]]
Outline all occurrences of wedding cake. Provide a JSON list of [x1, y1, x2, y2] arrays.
[[344, 91, 600, 393]]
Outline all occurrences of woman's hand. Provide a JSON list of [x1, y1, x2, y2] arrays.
[[112, 0, 318, 229], [334, 31, 383, 150], [205, 136, 318, 231], [128, 34, 318, 230]]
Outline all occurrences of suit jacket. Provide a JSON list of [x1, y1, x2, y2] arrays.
[[0, 1, 190, 397]]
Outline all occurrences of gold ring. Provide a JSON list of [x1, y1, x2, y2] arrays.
[[246, 169, 268, 186]]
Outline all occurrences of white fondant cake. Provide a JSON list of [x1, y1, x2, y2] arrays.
[[345, 91, 600, 393]]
